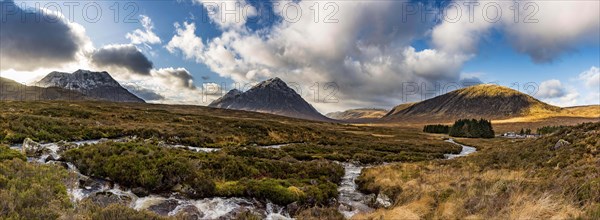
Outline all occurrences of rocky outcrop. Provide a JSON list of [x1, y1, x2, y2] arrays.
[[84, 191, 133, 207], [552, 139, 571, 150], [21, 138, 48, 157]]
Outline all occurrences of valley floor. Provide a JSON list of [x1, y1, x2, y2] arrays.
[[0, 101, 598, 219]]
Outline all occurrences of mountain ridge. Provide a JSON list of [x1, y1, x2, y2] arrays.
[[384, 84, 562, 122]]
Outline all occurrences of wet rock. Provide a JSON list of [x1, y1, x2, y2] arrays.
[[173, 184, 201, 199], [85, 191, 133, 207], [148, 199, 179, 216], [375, 193, 392, 208], [362, 194, 377, 207], [286, 202, 300, 216], [552, 139, 570, 150], [56, 141, 77, 154], [175, 205, 204, 220], [132, 187, 150, 197], [338, 203, 353, 212], [218, 207, 263, 220], [46, 160, 69, 169], [22, 138, 48, 157], [45, 154, 59, 162]]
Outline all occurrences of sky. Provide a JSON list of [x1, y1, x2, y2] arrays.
[[0, 0, 598, 113]]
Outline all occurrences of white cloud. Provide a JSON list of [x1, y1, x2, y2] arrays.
[[537, 79, 567, 99], [578, 66, 600, 89], [433, 0, 599, 63], [166, 22, 205, 63], [126, 15, 161, 47]]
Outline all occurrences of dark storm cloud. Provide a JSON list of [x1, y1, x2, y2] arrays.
[[153, 68, 196, 90], [0, 0, 87, 70], [123, 84, 165, 101], [90, 45, 153, 75]]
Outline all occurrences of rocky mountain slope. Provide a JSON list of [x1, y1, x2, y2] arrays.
[[384, 84, 561, 122], [1, 77, 89, 101], [209, 78, 330, 121], [326, 108, 388, 121], [37, 70, 144, 103]]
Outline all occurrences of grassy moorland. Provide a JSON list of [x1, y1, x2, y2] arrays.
[[355, 122, 600, 219], [0, 101, 462, 218]]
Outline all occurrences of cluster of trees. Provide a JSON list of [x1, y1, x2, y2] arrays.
[[536, 125, 565, 135], [423, 124, 450, 134], [519, 128, 532, 135], [448, 119, 495, 138]]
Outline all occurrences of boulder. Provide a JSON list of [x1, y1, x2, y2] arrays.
[[148, 199, 179, 216], [84, 191, 133, 207], [22, 138, 48, 157], [174, 205, 204, 220], [56, 141, 77, 154], [286, 202, 301, 216], [552, 139, 571, 150], [375, 193, 392, 208], [132, 187, 150, 197]]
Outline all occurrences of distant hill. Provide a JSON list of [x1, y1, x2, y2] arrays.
[[209, 78, 330, 121], [384, 84, 561, 122], [1, 77, 89, 101], [326, 108, 388, 121], [37, 70, 144, 103]]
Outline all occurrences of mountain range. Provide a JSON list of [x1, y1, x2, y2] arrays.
[[37, 70, 144, 103], [209, 77, 331, 121], [3, 71, 597, 123]]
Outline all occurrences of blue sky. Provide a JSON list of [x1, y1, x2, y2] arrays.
[[1, 0, 599, 112]]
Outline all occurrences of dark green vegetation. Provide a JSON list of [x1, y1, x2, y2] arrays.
[[0, 146, 167, 219], [519, 128, 532, 135], [536, 125, 566, 135], [63, 141, 343, 206], [0, 145, 25, 161], [356, 122, 600, 219], [423, 124, 450, 134], [449, 119, 495, 138]]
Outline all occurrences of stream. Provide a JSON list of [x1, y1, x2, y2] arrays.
[[11, 138, 476, 219], [444, 139, 477, 159]]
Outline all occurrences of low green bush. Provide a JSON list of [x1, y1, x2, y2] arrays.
[[0, 145, 26, 161]]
